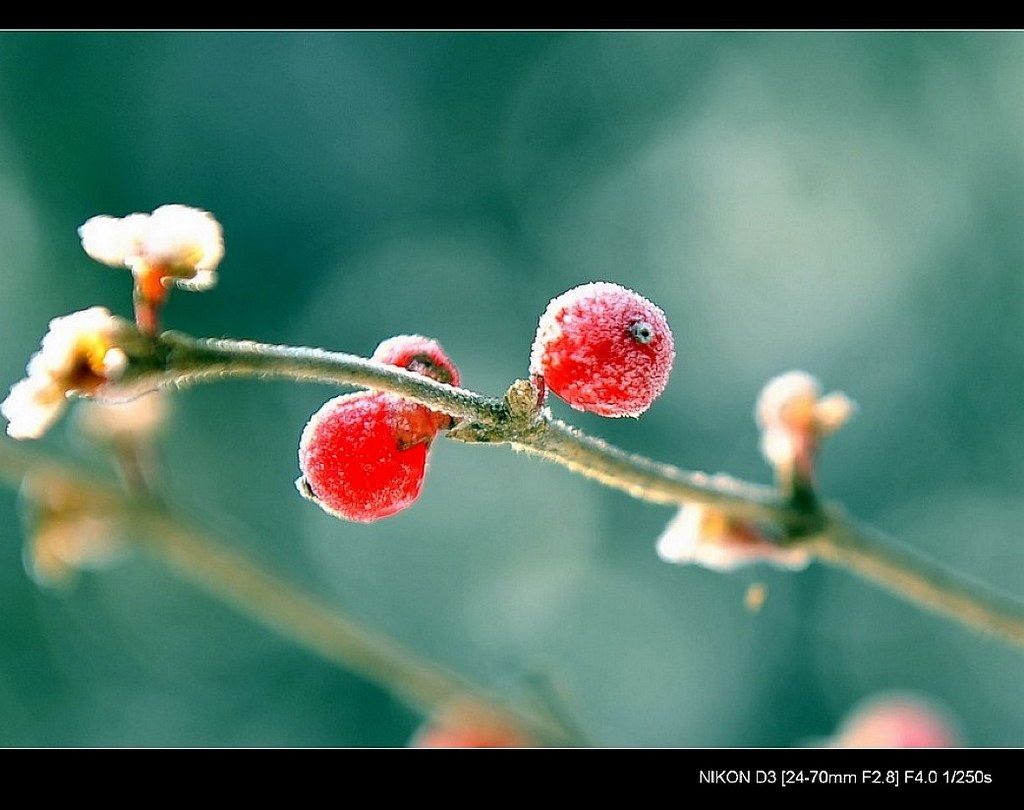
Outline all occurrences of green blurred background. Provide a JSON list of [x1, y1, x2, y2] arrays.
[[0, 31, 1021, 747]]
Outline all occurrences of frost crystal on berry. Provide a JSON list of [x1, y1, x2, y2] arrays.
[[530, 281, 674, 417]]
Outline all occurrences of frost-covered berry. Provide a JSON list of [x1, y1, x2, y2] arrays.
[[296, 335, 460, 522], [530, 282, 674, 417], [409, 700, 536, 748], [371, 334, 461, 434], [372, 335, 460, 386], [297, 391, 434, 523]]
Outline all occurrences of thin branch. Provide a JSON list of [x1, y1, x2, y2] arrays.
[[160, 333, 810, 529], [147, 332, 1024, 647], [160, 332, 506, 423], [508, 419, 801, 525], [813, 508, 1024, 646]]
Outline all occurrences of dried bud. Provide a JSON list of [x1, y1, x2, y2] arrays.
[[1, 308, 150, 440], [74, 391, 169, 447], [21, 472, 126, 588], [79, 204, 224, 290], [755, 371, 854, 492], [80, 204, 224, 333]]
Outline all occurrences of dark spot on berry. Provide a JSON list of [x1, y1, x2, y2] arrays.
[[628, 320, 655, 344]]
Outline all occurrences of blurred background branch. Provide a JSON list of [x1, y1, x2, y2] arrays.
[[0, 437, 582, 746]]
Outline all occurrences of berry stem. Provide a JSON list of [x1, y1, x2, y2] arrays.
[[101, 331, 1024, 647], [133, 293, 161, 336]]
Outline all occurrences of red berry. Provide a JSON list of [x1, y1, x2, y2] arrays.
[[371, 335, 461, 433], [296, 335, 460, 522], [530, 282, 674, 417], [409, 702, 536, 748], [831, 694, 960, 748], [297, 392, 432, 522], [372, 335, 460, 386]]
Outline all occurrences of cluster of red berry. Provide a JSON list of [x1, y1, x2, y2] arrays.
[[297, 282, 674, 522], [296, 335, 460, 522]]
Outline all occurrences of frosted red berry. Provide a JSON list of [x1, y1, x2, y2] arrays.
[[530, 282, 674, 417], [296, 335, 459, 523], [372, 335, 460, 386], [371, 334, 461, 434], [297, 392, 431, 522]]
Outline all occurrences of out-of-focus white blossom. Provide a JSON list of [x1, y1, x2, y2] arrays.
[[76, 213, 150, 267], [79, 204, 223, 291], [75, 391, 169, 446], [755, 370, 854, 479], [755, 370, 821, 432], [25, 512, 124, 588], [2, 307, 133, 440], [656, 503, 811, 571], [814, 391, 856, 434], [21, 471, 126, 588]]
